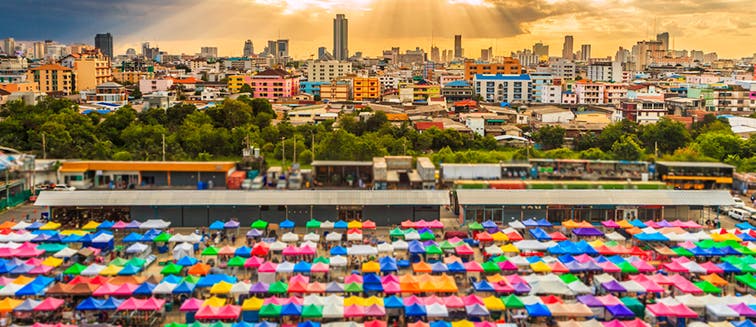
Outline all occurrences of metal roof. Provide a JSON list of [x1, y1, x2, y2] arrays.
[[34, 190, 450, 207], [656, 161, 734, 169], [456, 189, 735, 206], [311, 160, 373, 167]]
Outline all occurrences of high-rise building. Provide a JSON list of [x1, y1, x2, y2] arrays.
[[243, 40, 254, 57], [333, 14, 349, 61], [94, 33, 113, 60], [32, 42, 44, 59], [562, 35, 574, 60], [633, 40, 665, 70], [480, 47, 493, 62], [200, 47, 218, 58], [441, 50, 449, 63], [141, 42, 150, 57], [430, 46, 440, 62], [533, 42, 549, 57], [656, 32, 670, 51], [3, 38, 15, 55], [580, 44, 591, 61], [276, 40, 289, 59], [454, 35, 463, 59]]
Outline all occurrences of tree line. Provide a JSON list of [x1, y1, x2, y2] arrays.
[[0, 97, 754, 172]]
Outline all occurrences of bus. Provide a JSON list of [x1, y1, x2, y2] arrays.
[[529, 159, 649, 181], [655, 161, 734, 190]]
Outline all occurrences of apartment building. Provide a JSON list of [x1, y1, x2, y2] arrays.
[[464, 58, 522, 81], [306, 60, 352, 82], [28, 64, 73, 95], [473, 74, 532, 103]]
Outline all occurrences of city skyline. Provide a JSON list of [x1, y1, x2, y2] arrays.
[[1, 0, 755, 59]]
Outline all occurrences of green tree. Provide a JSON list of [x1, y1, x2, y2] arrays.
[[574, 133, 598, 151], [579, 147, 611, 160], [610, 135, 643, 161], [239, 84, 254, 94], [97, 107, 137, 146], [138, 107, 167, 125], [112, 151, 133, 161], [693, 131, 743, 161], [639, 117, 691, 154], [532, 125, 565, 150], [120, 123, 168, 160], [598, 120, 639, 151], [166, 103, 197, 130], [130, 88, 142, 100]]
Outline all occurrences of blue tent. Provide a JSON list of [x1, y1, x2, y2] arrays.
[[473, 280, 495, 292], [363, 273, 381, 284], [633, 232, 669, 242], [364, 283, 383, 292], [405, 303, 427, 316], [430, 321, 451, 327], [209, 220, 225, 230], [574, 240, 598, 255], [397, 260, 410, 269], [133, 282, 156, 296], [100, 297, 123, 310], [734, 320, 756, 327], [298, 321, 321, 327], [629, 219, 647, 228], [235, 246, 252, 257], [717, 262, 740, 273], [173, 281, 197, 294], [408, 241, 426, 254], [333, 220, 348, 229], [736, 222, 756, 230], [482, 220, 498, 229], [27, 221, 43, 230], [177, 256, 199, 267], [117, 264, 141, 275], [255, 322, 279, 327], [62, 234, 84, 243], [536, 218, 552, 227], [281, 303, 302, 316], [163, 275, 183, 284], [294, 261, 312, 273], [384, 296, 404, 309], [97, 220, 115, 229], [16, 283, 45, 296], [280, 220, 295, 229], [522, 219, 539, 227], [525, 303, 551, 317], [32, 276, 54, 287], [431, 262, 448, 273], [76, 297, 102, 311], [11, 263, 34, 274], [198, 274, 237, 288], [0, 262, 16, 274], [465, 304, 490, 316], [529, 228, 551, 241], [330, 246, 347, 256], [379, 258, 398, 272], [447, 261, 466, 273], [123, 232, 145, 243], [564, 261, 588, 272]]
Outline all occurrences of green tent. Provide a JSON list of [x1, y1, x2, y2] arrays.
[[268, 281, 289, 294], [64, 263, 87, 275], [301, 304, 323, 318], [227, 256, 246, 267], [616, 261, 639, 274], [501, 294, 524, 308], [693, 280, 721, 294], [154, 232, 172, 243], [620, 297, 645, 317], [306, 219, 321, 229], [259, 304, 282, 317], [313, 256, 330, 264], [481, 261, 501, 273], [672, 247, 693, 257], [344, 282, 363, 293], [419, 231, 436, 241], [251, 219, 269, 230], [164, 322, 188, 327], [37, 243, 67, 253], [468, 222, 484, 231], [183, 275, 201, 284], [489, 256, 507, 263], [161, 263, 183, 275], [425, 245, 442, 255], [439, 241, 455, 250], [202, 246, 219, 256], [389, 228, 404, 238], [110, 257, 128, 266], [559, 273, 579, 284], [735, 263, 756, 273], [127, 257, 146, 267]]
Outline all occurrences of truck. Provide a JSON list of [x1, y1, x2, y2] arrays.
[[288, 172, 303, 189], [266, 166, 283, 187], [250, 176, 265, 190]]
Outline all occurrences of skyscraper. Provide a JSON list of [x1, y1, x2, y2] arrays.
[[94, 33, 113, 59], [454, 35, 463, 59], [430, 46, 440, 62], [562, 35, 573, 60], [200, 47, 218, 58], [333, 14, 349, 61], [533, 42, 549, 57], [3, 38, 15, 55], [243, 40, 254, 57], [141, 42, 150, 57], [276, 39, 289, 59], [580, 44, 591, 61], [656, 32, 670, 51]]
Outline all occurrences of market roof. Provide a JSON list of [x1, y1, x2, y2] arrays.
[[35, 190, 451, 207], [456, 190, 735, 206], [655, 161, 735, 169], [311, 160, 373, 167]]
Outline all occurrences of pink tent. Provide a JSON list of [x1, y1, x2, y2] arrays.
[[630, 260, 656, 273], [492, 280, 514, 293], [33, 297, 64, 311], [661, 261, 688, 273], [117, 298, 145, 311], [29, 265, 53, 275], [601, 220, 620, 228], [218, 246, 236, 256], [362, 220, 377, 229], [311, 263, 329, 273], [573, 254, 594, 263], [504, 275, 528, 285], [284, 297, 304, 305], [244, 257, 265, 268], [595, 295, 622, 306], [677, 241, 696, 249], [258, 262, 278, 273], [648, 274, 673, 285], [403, 295, 423, 306], [646, 303, 676, 317], [25, 258, 44, 266], [620, 318, 650, 327], [0, 277, 12, 286], [597, 261, 621, 273], [633, 279, 664, 293], [455, 245, 474, 256], [364, 322, 387, 327], [699, 262, 724, 274], [728, 303, 756, 317], [365, 304, 386, 316], [179, 298, 204, 312], [0, 248, 16, 258], [381, 274, 399, 284], [414, 220, 430, 229], [93, 283, 119, 296], [111, 283, 138, 297], [602, 320, 625, 327], [194, 305, 219, 320], [344, 304, 366, 317], [31, 324, 77, 327], [290, 274, 310, 284], [463, 261, 483, 272], [668, 304, 697, 318], [263, 296, 287, 305], [443, 295, 465, 308], [462, 294, 483, 306], [15, 243, 44, 257], [498, 261, 518, 271], [382, 281, 401, 294], [474, 322, 496, 327], [344, 274, 363, 284], [401, 220, 415, 228], [216, 305, 241, 319], [428, 220, 444, 229], [282, 245, 300, 256], [299, 245, 316, 255], [668, 274, 703, 294], [306, 282, 326, 293], [422, 295, 444, 306], [112, 221, 128, 229]]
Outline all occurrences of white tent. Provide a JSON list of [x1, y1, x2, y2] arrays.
[[527, 274, 573, 296], [507, 256, 532, 267], [484, 245, 503, 256], [330, 255, 347, 267], [281, 232, 299, 243], [593, 273, 617, 285], [508, 221, 526, 229], [276, 261, 295, 273], [0, 283, 23, 296], [324, 322, 361, 327], [346, 232, 362, 241], [139, 219, 171, 229], [301, 241, 318, 248], [514, 240, 556, 251], [322, 304, 345, 319], [605, 232, 626, 241], [320, 221, 335, 229], [152, 282, 178, 294], [230, 282, 252, 295], [80, 264, 106, 276], [347, 245, 377, 256], [11, 221, 31, 230], [618, 280, 646, 293], [426, 303, 449, 317], [681, 261, 707, 274], [92, 233, 114, 243], [326, 232, 342, 242], [268, 241, 287, 251], [377, 243, 393, 253], [53, 247, 78, 258], [173, 242, 194, 260], [126, 242, 149, 254], [303, 233, 320, 242], [404, 231, 420, 240], [169, 233, 201, 243], [392, 240, 409, 250], [303, 295, 325, 306], [705, 304, 739, 318], [519, 295, 544, 305], [1, 232, 36, 243], [0, 242, 21, 249], [566, 280, 593, 294]]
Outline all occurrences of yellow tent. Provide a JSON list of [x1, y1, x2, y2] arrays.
[[344, 296, 366, 306], [361, 261, 380, 273], [491, 232, 509, 242], [241, 297, 264, 311], [588, 240, 605, 248], [12, 276, 34, 285], [530, 261, 552, 273], [700, 273, 728, 287], [486, 274, 504, 284], [0, 298, 22, 313], [711, 233, 741, 242], [347, 220, 363, 229], [42, 257, 63, 267], [210, 281, 233, 294], [39, 222, 62, 231], [364, 296, 383, 306], [451, 320, 474, 327], [483, 296, 506, 311], [435, 276, 459, 293], [617, 220, 632, 228], [99, 264, 122, 276], [500, 244, 520, 253], [204, 296, 227, 307], [81, 221, 101, 230], [59, 229, 89, 236]]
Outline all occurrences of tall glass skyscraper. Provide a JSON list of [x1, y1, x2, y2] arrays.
[[333, 14, 348, 61]]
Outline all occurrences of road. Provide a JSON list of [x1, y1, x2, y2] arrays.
[[0, 203, 41, 223]]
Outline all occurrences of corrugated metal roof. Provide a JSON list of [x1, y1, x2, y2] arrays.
[[456, 189, 734, 206], [656, 161, 734, 169], [34, 190, 451, 207]]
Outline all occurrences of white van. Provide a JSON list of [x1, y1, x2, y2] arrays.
[[729, 208, 749, 222], [733, 197, 745, 208], [742, 206, 756, 221]]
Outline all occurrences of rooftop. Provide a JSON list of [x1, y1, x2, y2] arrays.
[[474, 74, 530, 81], [29, 64, 71, 71], [655, 161, 735, 169], [456, 189, 734, 206]]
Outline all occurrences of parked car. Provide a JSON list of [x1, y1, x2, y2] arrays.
[[52, 184, 76, 191], [241, 179, 252, 190], [729, 208, 749, 222], [733, 197, 745, 208]]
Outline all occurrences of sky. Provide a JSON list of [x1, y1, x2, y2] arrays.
[[1, 0, 755, 59]]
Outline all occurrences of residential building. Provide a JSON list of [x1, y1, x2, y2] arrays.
[[562, 91, 577, 104], [352, 77, 380, 101], [713, 87, 756, 114], [464, 58, 522, 81], [80, 82, 128, 106], [139, 78, 174, 94], [633, 40, 665, 70], [200, 47, 218, 59], [512, 49, 539, 67], [441, 80, 474, 102], [243, 40, 254, 57], [249, 68, 300, 100], [28, 64, 73, 95], [473, 74, 532, 103], [530, 72, 562, 104], [378, 75, 400, 92], [619, 100, 666, 124], [94, 33, 113, 60], [579, 44, 591, 61], [2, 38, 15, 55], [574, 81, 606, 105], [587, 61, 623, 82], [530, 105, 575, 123], [300, 81, 328, 98], [143, 91, 177, 109], [533, 42, 549, 57], [0, 82, 37, 93], [562, 35, 574, 60], [398, 83, 441, 103], [656, 32, 670, 51], [546, 58, 576, 79], [454, 35, 463, 59], [63, 50, 113, 92], [0, 57, 29, 83], [604, 84, 628, 105], [306, 60, 352, 82], [333, 14, 349, 61], [321, 80, 350, 102], [113, 71, 153, 84]]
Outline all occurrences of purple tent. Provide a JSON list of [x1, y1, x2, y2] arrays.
[[565, 261, 588, 272], [250, 282, 269, 293], [577, 295, 603, 307], [655, 220, 673, 228], [583, 261, 603, 271], [729, 303, 756, 317], [606, 304, 635, 318], [601, 280, 627, 293], [465, 304, 490, 316], [326, 282, 344, 293], [572, 228, 604, 237], [125, 220, 141, 229], [224, 220, 240, 229], [512, 283, 531, 294], [247, 229, 263, 238]]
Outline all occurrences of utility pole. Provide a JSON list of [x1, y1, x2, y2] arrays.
[[41, 133, 46, 159], [281, 137, 286, 170], [162, 133, 166, 161], [311, 133, 315, 161]]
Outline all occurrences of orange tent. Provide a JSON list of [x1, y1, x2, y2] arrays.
[[412, 262, 432, 273], [700, 273, 728, 287], [188, 263, 212, 276], [0, 221, 15, 229]]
